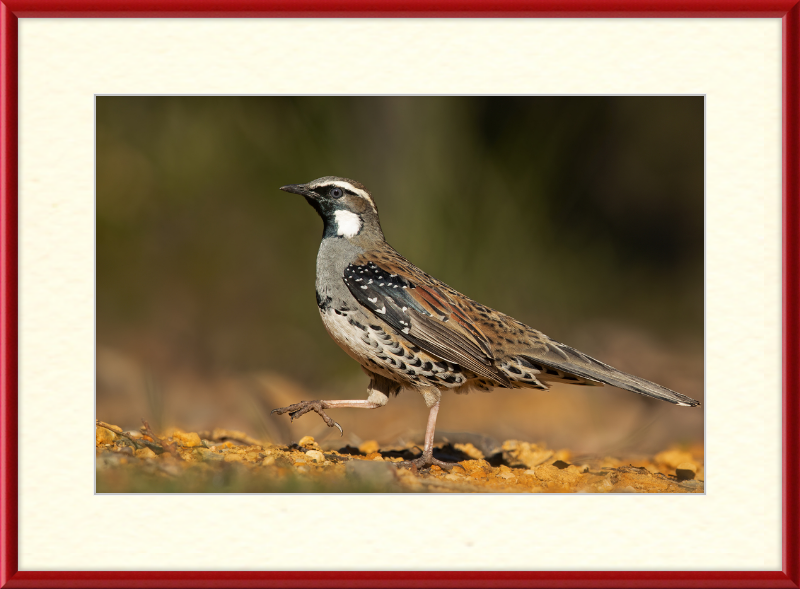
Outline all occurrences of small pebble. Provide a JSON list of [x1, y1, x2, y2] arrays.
[[96, 427, 117, 445], [224, 453, 245, 463], [173, 431, 202, 447], [306, 450, 325, 463], [298, 436, 319, 448], [675, 462, 697, 480], [454, 442, 484, 460], [459, 459, 490, 474], [655, 449, 693, 469], [193, 448, 225, 462], [114, 445, 134, 456], [358, 440, 379, 455], [553, 449, 571, 462], [501, 440, 553, 468], [135, 448, 156, 459]]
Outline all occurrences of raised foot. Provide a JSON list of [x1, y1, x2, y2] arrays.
[[394, 452, 455, 471], [271, 400, 343, 436]]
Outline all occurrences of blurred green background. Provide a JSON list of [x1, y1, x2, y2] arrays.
[[96, 96, 704, 456]]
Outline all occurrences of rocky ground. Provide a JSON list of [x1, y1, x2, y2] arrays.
[[96, 420, 704, 493]]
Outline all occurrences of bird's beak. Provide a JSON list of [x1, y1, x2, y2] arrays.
[[280, 184, 314, 198]]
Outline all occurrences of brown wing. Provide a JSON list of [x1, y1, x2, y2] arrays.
[[343, 251, 510, 386]]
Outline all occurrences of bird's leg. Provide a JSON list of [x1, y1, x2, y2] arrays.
[[271, 371, 392, 436], [271, 399, 383, 436], [395, 399, 454, 471]]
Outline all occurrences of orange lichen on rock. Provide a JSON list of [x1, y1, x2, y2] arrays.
[[95, 421, 704, 494]]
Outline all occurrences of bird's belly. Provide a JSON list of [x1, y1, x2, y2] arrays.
[[319, 308, 386, 370], [319, 308, 470, 389]]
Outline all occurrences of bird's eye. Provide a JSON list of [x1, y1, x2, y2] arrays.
[[330, 188, 344, 199]]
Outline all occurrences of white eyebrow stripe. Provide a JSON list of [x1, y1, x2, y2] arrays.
[[307, 180, 378, 213]]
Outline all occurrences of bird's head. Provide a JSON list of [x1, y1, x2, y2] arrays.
[[280, 176, 384, 242]]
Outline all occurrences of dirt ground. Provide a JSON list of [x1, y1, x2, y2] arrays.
[[96, 421, 704, 493]]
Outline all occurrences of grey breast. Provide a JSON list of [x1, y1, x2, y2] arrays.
[[315, 236, 365, 309]]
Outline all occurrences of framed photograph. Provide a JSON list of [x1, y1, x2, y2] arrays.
[[94, 94, 706, 492], [1, 2, 797, 587]]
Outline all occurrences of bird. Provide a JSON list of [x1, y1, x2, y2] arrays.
[[271, 176, 700, 470]]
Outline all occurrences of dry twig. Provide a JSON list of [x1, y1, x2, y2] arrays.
[[140, 419, 179, 457], [96, 420, 144, 450]]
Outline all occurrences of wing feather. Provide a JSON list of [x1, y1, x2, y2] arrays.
[[343, 255, 509, 386]]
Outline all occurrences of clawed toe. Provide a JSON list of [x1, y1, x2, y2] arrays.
[[271, 400, 343, 436], [271, 402, 310, 420], [395, 452, 455, 471], [270, 403, 296, 416]]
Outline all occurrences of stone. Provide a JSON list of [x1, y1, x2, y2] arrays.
[[193, 448, 224, 462], [655, 449, 693, 470], [501, 440, 553, 469], [458, 459, 490, 474], [454, 442, 484, 460], [306, 450, 325, 463], [675, 462, 697, 480], [135, 448, 156, 459], [298, 436, 319, 449], [173, 431, 202, 447], [96, 427, 117, 445], [358, 440, 380, 455]]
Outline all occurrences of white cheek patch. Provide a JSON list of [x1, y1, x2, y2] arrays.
[[334, 210, 362, 238]]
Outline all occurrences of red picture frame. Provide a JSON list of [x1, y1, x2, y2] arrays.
[[1, 3, 798, 588]]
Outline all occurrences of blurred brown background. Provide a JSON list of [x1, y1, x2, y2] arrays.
[[96, 96, 704, 457]]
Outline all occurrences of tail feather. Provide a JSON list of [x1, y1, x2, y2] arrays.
[[519, 342, 701, 407]]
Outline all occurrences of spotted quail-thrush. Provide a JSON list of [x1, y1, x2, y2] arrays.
[[272, 176, 700, 470]]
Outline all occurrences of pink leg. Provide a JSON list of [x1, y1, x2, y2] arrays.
[[271, 399, 383, 435], [396, 400, 453, 470], [421, 399, 440, 456], [320, 400, 383, 409]]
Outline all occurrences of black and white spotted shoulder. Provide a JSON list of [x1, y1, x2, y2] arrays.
[[342, 262, 429, 334], [342, 260, 510, 386]]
